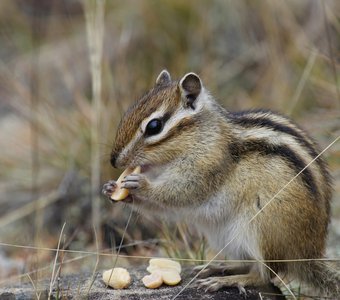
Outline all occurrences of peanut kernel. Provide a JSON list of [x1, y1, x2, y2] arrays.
[[102, 268, 131, 289], [111, 166, 141, 201], [142, 272, 163, 289]]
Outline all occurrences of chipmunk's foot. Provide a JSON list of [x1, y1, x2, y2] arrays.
[[193, 263, 250, 279], [195, 273, 264, 293], [196, 277, 247, 294]]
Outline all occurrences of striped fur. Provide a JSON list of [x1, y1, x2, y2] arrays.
[[108, 71, 335, 297], [227, 109, 332, 217], [113, 82, 180, 160], [112, 79, 212, 168], [228, 138, 319, 199], [228, 109, 330, 186]]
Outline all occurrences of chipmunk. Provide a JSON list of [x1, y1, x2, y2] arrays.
[[102, 70, 339, 297]]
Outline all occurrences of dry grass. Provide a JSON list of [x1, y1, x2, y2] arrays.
[[0, 0, 339, 298]]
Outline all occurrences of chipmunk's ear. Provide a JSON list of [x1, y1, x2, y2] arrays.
[[156, 69, 171, 86], [179, 72, 202, 109]]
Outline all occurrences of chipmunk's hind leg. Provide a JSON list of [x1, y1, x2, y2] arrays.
[[195, 271, 266, 293], [193, 263, 250, 279]]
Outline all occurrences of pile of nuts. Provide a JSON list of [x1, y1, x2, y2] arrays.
[[102, 258, 182, 290], [142, 258, 181, 288]]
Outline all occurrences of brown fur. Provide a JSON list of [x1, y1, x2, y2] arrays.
[[106, 71, 337, 297], [113, 82, 180, 155]]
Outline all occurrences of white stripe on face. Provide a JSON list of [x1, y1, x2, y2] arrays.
[[116, 129, 143, 165], [142, 89, 210, 145], [117, 88, 212, 161], [115, 105, 168, 165]]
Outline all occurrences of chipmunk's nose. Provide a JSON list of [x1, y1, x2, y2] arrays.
[[111, 147, 129, 168]]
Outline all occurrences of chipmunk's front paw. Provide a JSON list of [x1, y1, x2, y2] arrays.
[[121, 173, 149, 193], [102, 180, 117, 198]]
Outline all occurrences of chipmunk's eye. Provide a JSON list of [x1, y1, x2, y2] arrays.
[[145, 118, 163, 136]]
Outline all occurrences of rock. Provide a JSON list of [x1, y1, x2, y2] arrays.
[[0, 293, 16, 300], [0, 267, 284, 299]]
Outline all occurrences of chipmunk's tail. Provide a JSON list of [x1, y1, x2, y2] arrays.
[[293, 260, 340, 297]]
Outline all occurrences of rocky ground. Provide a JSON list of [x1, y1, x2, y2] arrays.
[[1, 267, 285, 300]]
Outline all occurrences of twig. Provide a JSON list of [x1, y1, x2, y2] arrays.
[[84, 0, 106, 250], [86, 225, 100, 294], [259, 260, 296, 300], [0, 191, 59, 228], [26, 273, 40, 300], [48, 222, 66, 300], [287, 50, 318, 115], [0, 241, 340, 264], [321, 0, 340, 106], [103, 206, 134, 294], [0, 170, 73, 228]]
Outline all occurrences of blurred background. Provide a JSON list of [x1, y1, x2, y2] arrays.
[[0, 0, 339, 294]]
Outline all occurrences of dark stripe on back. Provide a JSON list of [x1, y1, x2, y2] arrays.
[[228, 110, 330, 188], [229, 139, 319, 199]]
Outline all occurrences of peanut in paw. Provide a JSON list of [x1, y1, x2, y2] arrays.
[[102, 268, 131, 289], [110, 166, 141, 201]]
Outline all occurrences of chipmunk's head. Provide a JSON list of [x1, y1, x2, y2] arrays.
[[111, 70, 213, 170]]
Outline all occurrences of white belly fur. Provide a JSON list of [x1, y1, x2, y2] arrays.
[[168, 189, 263, 262], [195, 216, 262, 261]]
